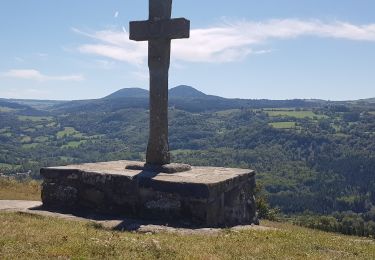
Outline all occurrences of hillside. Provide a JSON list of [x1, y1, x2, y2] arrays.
[[104, 88, 149, 99], [169, 85, 209, 98], [48, 86, 324, 114], [1, 86, 375, 238]]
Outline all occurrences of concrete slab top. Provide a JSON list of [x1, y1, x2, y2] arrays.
[[43, 160, 255, 185]]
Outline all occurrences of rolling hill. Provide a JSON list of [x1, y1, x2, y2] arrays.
[[46, 86, 323, 114], [1, 84, 375, 239], [104, 88, 149, 99]]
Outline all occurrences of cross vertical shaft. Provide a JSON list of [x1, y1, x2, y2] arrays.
[[129, 0, 190, 165], [147, 0, 172, 165]]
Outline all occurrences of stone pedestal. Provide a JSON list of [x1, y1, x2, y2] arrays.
[[41, 160, 257, 227]]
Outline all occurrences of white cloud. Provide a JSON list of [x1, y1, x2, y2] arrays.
[[73, 27, 147, 65], [74, 19, 375, 64], [1, 69, 85, 82]]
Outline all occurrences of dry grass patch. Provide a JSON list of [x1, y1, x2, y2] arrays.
[[0, 178, 41, 201]]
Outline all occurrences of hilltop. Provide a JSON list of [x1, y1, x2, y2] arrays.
[[104, 88, 149, 99], [104, 85, 210, 99], [169, 85, 209, 98]]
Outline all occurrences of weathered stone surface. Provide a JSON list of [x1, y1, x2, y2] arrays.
[[41, 182, 78, 209], [41, 160, 257, 227], [129, 18, 190, 41], [126, 162, 192, 173], [129, 0, 190, 165]]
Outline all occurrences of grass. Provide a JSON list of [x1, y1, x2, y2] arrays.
[[46, 122, 57, 127], [0, 163, 21, 172], [17, 115, 53, 122], [58, 156, 75, 163], [215, 109, 241, 116], [34, 136, 49, 143], [0, 180, 374, 258], [57, 127, 81, 139], [22, 127, 36, 133], [0, 178, 41, 201], [61, 140, 87, 149], [267, 110, 327, 119], [171, 149, 195, 154], [0, 106, 17, 112], [0, 163, 13, 171], [19, 136, 32, 143], [0, 127, 9, 133], [0, 213, 373, 259], [269, 122, 296, 129], [22, 143, 39, 149], [0, 132, 12, 137], [334, 133, 352, 138]]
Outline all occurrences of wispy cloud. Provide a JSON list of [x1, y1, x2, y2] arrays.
[[74, 19, 375, 64], [73, 27, 146, 65], [1, 69, 85, 82]]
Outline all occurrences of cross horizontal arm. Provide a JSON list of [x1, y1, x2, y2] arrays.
[[129, 18, 190, 41]]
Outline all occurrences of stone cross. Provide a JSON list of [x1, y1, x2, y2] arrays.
[[129, 0, 190, 165]]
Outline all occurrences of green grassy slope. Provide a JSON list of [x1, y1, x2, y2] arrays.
[[0, 212, 374, 259]]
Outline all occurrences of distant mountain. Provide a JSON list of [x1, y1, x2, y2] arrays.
[[169, 85, 208, 98], [104, 86, 210, 99], [48, 86, 324, 113], [4, 86, 343, 114], [104, 88, 149, 99]]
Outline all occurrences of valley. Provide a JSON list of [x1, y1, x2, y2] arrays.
[[1, 86, 375, 237]]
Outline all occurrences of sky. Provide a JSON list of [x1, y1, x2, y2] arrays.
[[0, 0, 375, 101]]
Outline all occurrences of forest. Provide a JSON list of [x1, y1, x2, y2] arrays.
[[1, 87, 375, 237]]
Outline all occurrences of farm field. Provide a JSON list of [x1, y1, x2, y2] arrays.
[[269, 122, 296, 129], [266, 109, 327, 119]]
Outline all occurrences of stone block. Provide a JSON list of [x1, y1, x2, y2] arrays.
[[40, 160, 257, 227]]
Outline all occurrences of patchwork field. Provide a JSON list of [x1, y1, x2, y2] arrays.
[[17, 116, 53, 122], [57, 127, 82, 139], [269, 122, 296, 129], [266, 109, 327, 119], [0, 106, 17, 112]]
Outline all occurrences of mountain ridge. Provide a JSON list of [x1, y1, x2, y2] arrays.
[[1, 86, 374, 113], [104, 85, 213, 99]]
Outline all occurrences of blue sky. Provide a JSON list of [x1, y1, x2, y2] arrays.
[[0, 0, 374, 100]]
